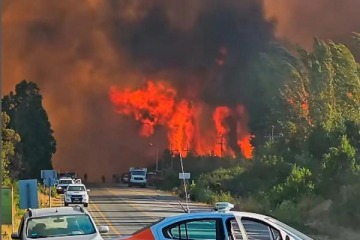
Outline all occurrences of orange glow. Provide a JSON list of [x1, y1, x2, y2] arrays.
[[109, 80, 254, 159], [286, 96, 312, 126]]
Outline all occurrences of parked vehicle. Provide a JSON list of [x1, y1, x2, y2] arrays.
[[115, 202, 313, 240], [56, 177, 74, 194], [128, 168, 147, 188], [11, 206, 109, 240]]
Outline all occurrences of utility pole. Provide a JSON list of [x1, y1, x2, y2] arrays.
[[149, 142, 159, 172], [216, 134, 224, 157], [264, 125, 283, 142], [179, 152, 190, 213], [170, 144, 174, 170]]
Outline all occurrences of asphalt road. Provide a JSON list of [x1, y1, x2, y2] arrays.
[[86, 184, 212, 239]]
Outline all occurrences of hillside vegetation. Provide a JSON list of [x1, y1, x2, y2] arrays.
[[156, 35, 360, 239]]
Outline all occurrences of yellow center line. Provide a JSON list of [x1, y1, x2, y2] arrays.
[[90, 196, 121, 235]]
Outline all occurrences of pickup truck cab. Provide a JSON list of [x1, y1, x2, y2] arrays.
[[56, 177, 75, 194]]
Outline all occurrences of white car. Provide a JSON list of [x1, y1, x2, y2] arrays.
[[11, 206, 109, 240], [116, 202, 313, 240], [64, 184, 90, 207], [56, 177, 75, 194]]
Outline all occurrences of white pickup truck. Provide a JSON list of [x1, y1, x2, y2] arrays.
[[128, 168, 147, 188], [56, 177, 82, 194], [56, 177, 74, 194]]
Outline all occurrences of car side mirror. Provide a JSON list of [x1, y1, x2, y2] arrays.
[[98, 226, 109, 233], [11, 232, 20, 239], [87, 189, 90, 192]]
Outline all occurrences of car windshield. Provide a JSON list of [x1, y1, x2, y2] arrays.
[[26, 214, 96, 238], [68, 186, 85, 191], [131, 171, 146, 176], [59, 180, 72, 184], [266, 218, 313, 240]]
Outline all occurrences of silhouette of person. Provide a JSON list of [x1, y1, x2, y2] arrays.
[[84, 173, 88, 183], [30, 223, 47, 237], [66, 217, 81, 233], [101, 175, 105, 183]]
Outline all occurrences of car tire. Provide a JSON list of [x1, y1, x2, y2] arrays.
[[64, 202, 68, 206], [128, 184, 132, 187], [84, 203, 88, 207]]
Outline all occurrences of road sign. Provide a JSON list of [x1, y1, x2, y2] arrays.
[[41, 170, 57, 180], [44, 177, 57, 188], [179, 172, 191, 180], [19, 179, 39, 209], [1, 187, 13, 224]]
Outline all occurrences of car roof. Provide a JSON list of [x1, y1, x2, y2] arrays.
[[158, 210, 273, 222], [27, 206, 87, 218], [159, 210, 233, 221], [67, 184, 85, 187], [59, 177, 73, 180]]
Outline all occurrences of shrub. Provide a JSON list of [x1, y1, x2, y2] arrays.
[[330, 183, 360, 230], [265, 165, 314, 207]]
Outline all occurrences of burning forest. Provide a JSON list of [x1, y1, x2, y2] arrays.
[[3, 0, 359, 179], [109, 80, 254, 158], [106, 0, 275, 160]]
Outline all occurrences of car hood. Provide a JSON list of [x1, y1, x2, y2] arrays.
[[66, 191, 86, 195]]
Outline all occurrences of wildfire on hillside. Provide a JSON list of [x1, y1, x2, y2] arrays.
[[109, 80, 254, 159]]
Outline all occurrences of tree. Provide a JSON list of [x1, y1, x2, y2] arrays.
[[320, 135, 359, 196], [1, 112, 20, 185], [2, 80, 56, 179]]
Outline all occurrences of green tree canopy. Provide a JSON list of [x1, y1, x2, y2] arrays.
[[1, 112, 20, 185], [2, 80, 56, 179]]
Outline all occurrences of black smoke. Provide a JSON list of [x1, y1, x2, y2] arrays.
[[106, 0, 275, 106], [3, 0, 276, 180]]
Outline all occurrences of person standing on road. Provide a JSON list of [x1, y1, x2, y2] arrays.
[[84, 173, 88, 183], [101, 175, 105, 183]]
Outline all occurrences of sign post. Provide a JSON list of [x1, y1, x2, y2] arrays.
[[48, 178, 51, 207], [41, 170, 57, 208]]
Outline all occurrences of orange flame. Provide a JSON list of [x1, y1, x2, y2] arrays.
[[287, 94, 312, 126], [109, 80, 254, 158], [212, 106, 232, 156], [236, 105, 254, 159]]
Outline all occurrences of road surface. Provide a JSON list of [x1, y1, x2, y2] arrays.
[[85, 184, 212, 239]]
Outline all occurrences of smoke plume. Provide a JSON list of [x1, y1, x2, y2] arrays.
[[3, 0, 359, 181]]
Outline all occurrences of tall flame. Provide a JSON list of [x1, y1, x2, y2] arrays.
[[109, 80, 253, 158]]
